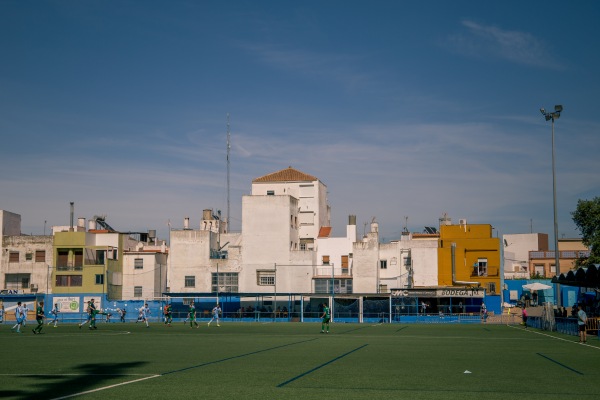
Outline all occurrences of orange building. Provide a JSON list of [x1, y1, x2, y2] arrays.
[[438, 222, 501, 295]]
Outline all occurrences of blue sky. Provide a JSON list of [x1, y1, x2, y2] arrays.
[[1, 1, 599, 245]]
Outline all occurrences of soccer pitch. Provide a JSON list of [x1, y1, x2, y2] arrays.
[[1, 322, 598, 400]]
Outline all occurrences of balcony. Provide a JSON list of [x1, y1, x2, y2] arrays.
[[470, 266, 499, 278], [529, 250, 590, 259], [314, 265, 352, 277], [56, 263, 83, 271]]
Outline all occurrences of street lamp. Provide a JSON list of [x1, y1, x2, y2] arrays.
[[540, 104, 562, 307]]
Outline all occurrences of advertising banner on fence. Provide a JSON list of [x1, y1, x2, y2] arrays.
[[83, 296, 103, 311], [54, 297, 81, 313], [391, 287, 485, 298]]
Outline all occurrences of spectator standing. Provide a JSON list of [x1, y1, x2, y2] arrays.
[[577, 305, 588, 344]]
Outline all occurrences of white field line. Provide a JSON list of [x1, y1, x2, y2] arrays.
[[506, 324, 600, 350], [48, 374, 161, 400], [0, 373, 153, 376]]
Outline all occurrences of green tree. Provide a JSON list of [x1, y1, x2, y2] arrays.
[[571, 197, 600, 265]]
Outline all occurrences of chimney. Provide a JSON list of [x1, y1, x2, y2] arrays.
[[69, 202, 74, 232]]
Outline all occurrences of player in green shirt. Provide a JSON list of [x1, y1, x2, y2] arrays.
[[189, 301, 199, 328], [321, 303, 330, 333], [32, 301, 45, 334], [164, 304, 173, 326]]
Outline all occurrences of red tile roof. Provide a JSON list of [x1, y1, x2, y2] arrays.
[[253, 166, 318, 183], [318, 226, 332, 238]]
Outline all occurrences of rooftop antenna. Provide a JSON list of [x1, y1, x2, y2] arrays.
[[226, 113, 230, 233]]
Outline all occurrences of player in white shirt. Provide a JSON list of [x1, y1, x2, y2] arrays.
[[21, 303, 30, 326], [11, 302, 25, 333], [208, 304, 221, 327], [140, 304, 150, 327], [47, 303, 60, 327]]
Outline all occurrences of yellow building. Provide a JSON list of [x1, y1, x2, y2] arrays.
[[52, 230, 125, 299], [438, 222, 501, 295]]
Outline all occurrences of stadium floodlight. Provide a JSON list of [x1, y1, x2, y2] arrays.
[[540, 104, 563, 307]]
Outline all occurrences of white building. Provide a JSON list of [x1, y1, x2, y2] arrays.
[[503, 233, 548, 280], [123, 242, 168, 300], [167, 167, 443, 298], [1, 210, 53, 294], [313, 215, 357, 294], [167, 211, 242, 295], [352, 222, 439, 293]]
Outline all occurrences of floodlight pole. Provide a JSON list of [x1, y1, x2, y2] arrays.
[[541, 105, 562, 307]]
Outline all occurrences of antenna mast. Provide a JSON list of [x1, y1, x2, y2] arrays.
[[226, 113, 231, 233]]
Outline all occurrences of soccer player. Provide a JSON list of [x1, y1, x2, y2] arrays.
[[119, 308, 126, 323], [79, 300, 93, 329], [11, 301, 25, 333], [321, 303, 330, 333], [208, 304, 221, 327], [140, 303, 150, 328], [164, 303, 173, 326], [188, 301, 199, 328], [21, 303, 30, 326], [47, 303, 60, 327], [88, 299, 99, 330], [32, 301, 45, 334]]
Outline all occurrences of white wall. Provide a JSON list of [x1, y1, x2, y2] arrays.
[[0, 210, 21, 236], [503, 233, 548, 278], [1, 235, 53, 293], [122, 251, 167, 300]]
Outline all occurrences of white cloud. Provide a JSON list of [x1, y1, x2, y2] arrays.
[[446, 20, 564, 70]]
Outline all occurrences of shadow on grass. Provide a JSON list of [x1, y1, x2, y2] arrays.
[[0, 361, 148, 400]]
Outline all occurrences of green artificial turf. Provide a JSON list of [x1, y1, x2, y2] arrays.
[[0, 321, 598, 400]]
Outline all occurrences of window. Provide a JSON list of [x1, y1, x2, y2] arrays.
[[134, 286, 143, 297], [488, 282, 496, 294], [26, 253, 33, 261], [96, 250, 106, 265], [95, 274, 104, 285], [35, 250, 46, 262], [185, 276, 196, 288], [57, 250, 69, 268], [134, 258, 144, 269], [379, 284, 388, 293], [9, 251, 19, 263], [257, 271, 275, 286], [322, 255, 330, 265], [534, 265, 545, 277], [211, 272, 239, 293], [267, 190, 275, 195], [341, 256, 349, 268], [4, 273, 30, 290], [474, 258, 488, 276], [315, 278, 353, 294], [380, 260, 387, 269], [74, 250, 83, 267], [55, 275, 82, 287]]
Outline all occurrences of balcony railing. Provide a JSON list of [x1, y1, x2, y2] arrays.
[[529, 250, 590, 259], [56, 264, 83, 271], [314, 266, 352, 277]]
